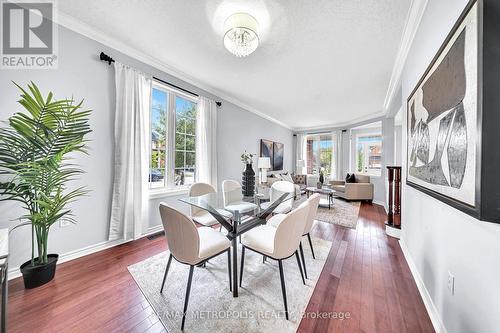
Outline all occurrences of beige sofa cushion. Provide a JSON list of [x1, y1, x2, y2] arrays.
[[354, 174, 370, 183], [332, 184, 345, 192]]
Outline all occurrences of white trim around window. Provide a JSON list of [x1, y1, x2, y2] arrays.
[[149, 79, 199, 194]]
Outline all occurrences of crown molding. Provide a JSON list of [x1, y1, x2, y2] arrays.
[[383, 0, 429, 115], [292, 110, 386, 133], [54, 12, 293, 130]]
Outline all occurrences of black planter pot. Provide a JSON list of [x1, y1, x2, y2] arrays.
[[20, 254, 59, 289], [242, 163, 255, 196]]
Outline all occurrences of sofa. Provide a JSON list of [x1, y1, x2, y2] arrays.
[[330, 174, 374, 202]]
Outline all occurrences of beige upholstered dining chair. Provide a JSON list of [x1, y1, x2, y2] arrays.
[[159, 203, 232, 330], [221, 180, 257, 215], [268, 194, 321, 280], [189, 182, 232, 228], [260, 180, 295, 214], [239, 201, 310, 320]]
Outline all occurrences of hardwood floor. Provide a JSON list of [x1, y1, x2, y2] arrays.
[[8, 203, 434, 333]]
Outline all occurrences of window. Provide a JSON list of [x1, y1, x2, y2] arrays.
[[306, 134, 333, 177], [174, 96, 196, 186], [355, 134, 382, 176], [150, 81, 197, 190]]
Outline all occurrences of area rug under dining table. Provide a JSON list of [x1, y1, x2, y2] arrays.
[[128, 235, 332, 332]]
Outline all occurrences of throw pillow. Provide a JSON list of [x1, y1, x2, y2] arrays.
[[346, 173, 356, 183], [282, 173, 294, 183]]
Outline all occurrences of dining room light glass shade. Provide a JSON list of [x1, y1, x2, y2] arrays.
[[223, 13, 259, 57]]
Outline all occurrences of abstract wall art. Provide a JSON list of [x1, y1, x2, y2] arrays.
[[260, 139, 274, 170], [272, 142, 284, 171], [407, 1, 478, 207]]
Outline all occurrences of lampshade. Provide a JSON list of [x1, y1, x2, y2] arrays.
[[258, 157, 271, 169], [223, 13, 259, 57], [296, 159, 305, 167]]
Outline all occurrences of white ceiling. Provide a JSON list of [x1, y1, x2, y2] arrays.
[[58, 0, 411, 130]]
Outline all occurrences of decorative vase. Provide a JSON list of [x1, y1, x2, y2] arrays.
[[242, 163, 255, 196], [319, 173, 324, 184]]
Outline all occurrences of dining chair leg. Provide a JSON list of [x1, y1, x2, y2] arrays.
[[227, 249, 232, 292], [219, 224, 222, 232], [160, 254, 173, 293], [299, 242, 308, 279], [307, 233, 316, 259], [181, 265, 195, 331], [295, 251, 306, 285], [239, 246, 246, 287], [278, 260, 289, 320], [263, 255, 266, 263]]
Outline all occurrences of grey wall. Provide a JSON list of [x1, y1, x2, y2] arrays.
[[0, 25, 292, 269], [400, 0, 500, 332]]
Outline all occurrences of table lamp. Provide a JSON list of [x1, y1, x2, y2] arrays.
[[258, 157, 271, 184]]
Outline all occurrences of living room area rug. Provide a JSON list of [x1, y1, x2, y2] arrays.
[[128, 237, 332, 333], [294, 196, 361, 229]]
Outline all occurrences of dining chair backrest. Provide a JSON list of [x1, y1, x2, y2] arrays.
[[270, 180, 295, 201], [189, 182, 216, 217], [270, 180, 295, 210], [273, 201, 310, 259], [304, 193, 321, 234], [222, 179, 243, 206], [159, 203, 200, 265]]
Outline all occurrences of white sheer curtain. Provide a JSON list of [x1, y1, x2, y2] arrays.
[[109, 62, 152, 241], [295, 133, 306, 174], [331, 131, 343, 180], [195, 96, 218, 189]]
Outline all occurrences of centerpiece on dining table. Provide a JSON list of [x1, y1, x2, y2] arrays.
[[240, 150, 255, 196]]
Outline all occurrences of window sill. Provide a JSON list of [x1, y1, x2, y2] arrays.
[[149, 187, 189, 199]]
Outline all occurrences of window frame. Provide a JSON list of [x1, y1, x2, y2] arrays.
[[305, 134, 333, 177], [149, 80, 198, 195], [354, 132, 382, 177]]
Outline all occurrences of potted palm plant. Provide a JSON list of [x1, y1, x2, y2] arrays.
[[0, 82, 91, 289]]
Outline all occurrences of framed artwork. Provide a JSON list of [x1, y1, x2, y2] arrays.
[[406, 1, 478, 208], [405, 0, 500, 223], [260, 139, 274, 171], [273, 142, 284, 171]]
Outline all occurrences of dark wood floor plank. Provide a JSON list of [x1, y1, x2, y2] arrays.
[[8, 202, 434, 333]]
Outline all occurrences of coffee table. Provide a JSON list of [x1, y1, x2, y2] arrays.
[[305, 186, 335, 209]]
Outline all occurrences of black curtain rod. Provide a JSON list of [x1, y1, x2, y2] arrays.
[[99, 51, 222, 107]]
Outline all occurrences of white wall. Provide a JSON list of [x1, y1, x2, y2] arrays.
[[0, 25, 292, 269], [400, 1, 500, 332]]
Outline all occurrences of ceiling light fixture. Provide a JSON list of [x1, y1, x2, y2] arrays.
[[223, 13, 259, 57]]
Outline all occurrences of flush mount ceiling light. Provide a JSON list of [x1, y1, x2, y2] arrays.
[[223, 13, 259, 57]]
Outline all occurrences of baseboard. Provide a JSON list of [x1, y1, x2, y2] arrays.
[[399, 239, 447, 333], [8, 224, 165, 281], [372, 199, 386, 207]]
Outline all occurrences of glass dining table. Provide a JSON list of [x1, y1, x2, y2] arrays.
[[179, 187, 293, 297]]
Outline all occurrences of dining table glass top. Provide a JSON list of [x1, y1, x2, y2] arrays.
[[179, 187, 293, 217]]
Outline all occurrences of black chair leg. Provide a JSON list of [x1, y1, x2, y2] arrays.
[[295, 251, 306, 285], [160, 254, 173, 293], [263, 255, 266, 263], [219, 224, 222, 232], [239, 246, 246, 287], [227, 249, 232, 292], [278, 260, 289, 320], [307, 233, 316, 259], [299, 242, 308, 279], [181, 265, 195, 331]]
